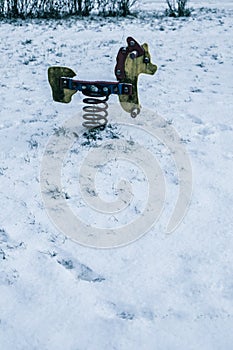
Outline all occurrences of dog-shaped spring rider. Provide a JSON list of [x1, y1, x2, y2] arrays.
[[48, 37, 157, 129]]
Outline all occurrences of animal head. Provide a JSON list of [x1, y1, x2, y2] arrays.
[[117, 41, 157, 117], [124, 43, 157, 79]]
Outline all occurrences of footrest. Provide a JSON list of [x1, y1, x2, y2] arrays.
[[48, 66, 133, 104], [60, 78, 133, 97]]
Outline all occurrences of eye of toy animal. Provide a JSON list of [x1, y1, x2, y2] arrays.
[[144, 57, 150, 64]]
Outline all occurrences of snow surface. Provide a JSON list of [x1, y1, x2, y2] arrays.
[[0, 1, 233, 349]]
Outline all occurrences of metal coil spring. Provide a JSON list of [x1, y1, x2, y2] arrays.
[[82, 96, 109, 129]]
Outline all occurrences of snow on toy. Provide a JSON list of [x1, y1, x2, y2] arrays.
[[48, 37, 157, 129]]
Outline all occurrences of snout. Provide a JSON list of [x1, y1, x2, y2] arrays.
[[147, 63, 157, 75]]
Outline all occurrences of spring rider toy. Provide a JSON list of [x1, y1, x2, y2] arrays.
[[48, 37, 157, 129]]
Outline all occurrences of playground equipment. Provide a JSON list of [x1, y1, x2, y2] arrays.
[[48, 37, 157, 129]]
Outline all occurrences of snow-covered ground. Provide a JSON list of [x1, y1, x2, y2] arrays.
[[0, 1, 233, 349]]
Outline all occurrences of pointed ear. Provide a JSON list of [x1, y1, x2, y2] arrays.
[[142, 43, 149, 52]]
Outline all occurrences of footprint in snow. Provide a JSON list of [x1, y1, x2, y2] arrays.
[[57, 258, 105, 283]]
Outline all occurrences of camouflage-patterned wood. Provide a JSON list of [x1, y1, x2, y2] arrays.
[[118, 43, 157, 116], [48, 66, 77, 103]]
